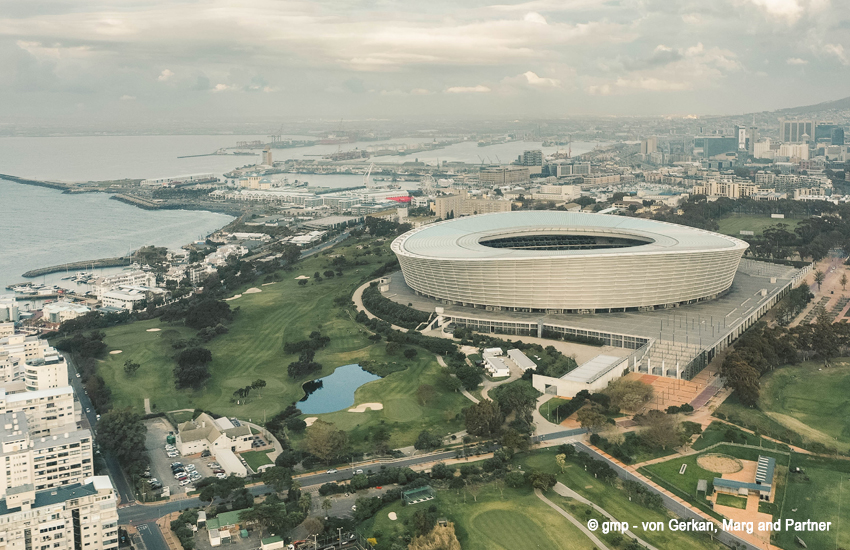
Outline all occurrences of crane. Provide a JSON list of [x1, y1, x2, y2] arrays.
[[363, 162, 375, 188]]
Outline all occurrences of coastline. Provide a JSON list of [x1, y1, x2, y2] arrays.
[[2, 177, 240, 284]]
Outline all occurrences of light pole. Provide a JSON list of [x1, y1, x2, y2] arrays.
[[338, 527, 342, 546]]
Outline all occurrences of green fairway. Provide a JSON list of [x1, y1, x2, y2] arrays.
[[366, 484, 598, 550], [715, 493, 746, 509], [519, 450, 726, 550], [716, 215, 801, 237], [241, 450, 273, 471], [757, 360, 850, 449], [95, 237, 470, 449]]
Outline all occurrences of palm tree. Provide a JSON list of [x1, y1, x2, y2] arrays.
[[814, 270, 825, 291], [841, 272, 847, 291]]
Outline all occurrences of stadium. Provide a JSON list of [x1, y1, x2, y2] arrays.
[[391, 211, 749, 313]]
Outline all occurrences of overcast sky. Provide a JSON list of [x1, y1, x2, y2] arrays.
[[1, 0, 848, 123]]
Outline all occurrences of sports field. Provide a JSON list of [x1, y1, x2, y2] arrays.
[[716, 215, 800, 237], [366, 484, 598, 550], [95, 237, 469, 448]]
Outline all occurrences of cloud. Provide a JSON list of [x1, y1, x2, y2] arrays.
[[446, 85, 491, 93], [523, 12, 547, 25], [745, 0, 804, 23], [521, 71, 561, 87], [190, 76, 210, 91], [157, 69, 174, 81], [786, 57, 808, 64], [120, 94, 136, 100], [213, 83, 236, 92], [380, 88, 433, 95], [823, 43, 849, 64]]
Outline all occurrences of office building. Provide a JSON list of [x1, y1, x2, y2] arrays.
[[640, 137, 657, 155], [779, 119, 815, 143], [517, 150, 543, 166], [433, 191, 512, 219], [478, 166, 529, 186]]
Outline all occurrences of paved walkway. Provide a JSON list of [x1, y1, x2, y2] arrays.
[[551, 482, 660, 550], [535, 488, 611, 550], [534, 395, 573, 435], [352, 279, 409, 333], [435, 355, 479, 404]]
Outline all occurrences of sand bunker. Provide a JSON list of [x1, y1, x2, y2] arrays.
[[146, 328, 161, 332], [697, 453, 743, 474], [109, 350, 123, 355], [304, 417, 318, 427], [262, 282, 277, 286], [295, 275, 310, 280], [225, 294, 242, 301], [244, 287, 262, 294], [348, 403, 383, 413], [388, 512, 397, 521]]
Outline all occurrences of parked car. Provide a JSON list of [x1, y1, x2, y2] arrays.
[[171, 462, 183, 466], [201, 450, 211, 457], [216, 473, 227, 479], [147, 478, 159, 485], [175, 475, 188, 481], [167, 452, 178, 458], [213, 469, 225, 474], [179, 479, 191, 486], [150, 482, 162, 490], [75, 373, 80, 378], [185, 464, 196, 471]]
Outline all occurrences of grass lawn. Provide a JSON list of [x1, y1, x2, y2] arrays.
[[539, 397, 570, 424], [95, 238, 469, 450], [518, 450, 726, 550], [692, 421, 791, 452], [757, 360, 850, 449], [365, 483, 599, 550], [240, 450, 272, 471], [641, 445, 790, 521], [716, 215, 801, 237], [295, 355, 470, 450], [773, 454, 850, 550], [166, 410, 196, 427], [715, 493, 747, 509]]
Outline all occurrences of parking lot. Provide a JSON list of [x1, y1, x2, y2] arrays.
[[144, 418, 220, 495]]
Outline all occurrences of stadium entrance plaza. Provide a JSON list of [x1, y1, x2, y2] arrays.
[[382, 260, 804, 387]]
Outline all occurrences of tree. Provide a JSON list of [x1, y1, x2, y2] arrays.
[[814, 269, 825, 291], [299, 492, 312, 514], [500, 427, 530, 452], [252, 378, 267, 396], [635, 410, 684, 450], [414, 430, 442, 451], [261, 467, 292, 493], [97, 408, 147, 471], [555, 454, 568, 473], [321, 498, 332, 515], [605, 379, 654, 412], [576, 407, 609, 432], [184, 299, 231, 329], [416, 384, 436, 406], [301, 517, 323, 537], [721, 353, 761, 406], [408, 522, 461, 550], [303, 420, 349, 464], [371, 424, 391, 455], [280, 243, 301, 265], [841, 271, 848, 291], [404, 348, 419, 359], [123, 360, 141, 376], [528, 471, 557, 491], [174, 347, 213, 389], [463, 399, 504, 437], [490, 380, 541, 426]]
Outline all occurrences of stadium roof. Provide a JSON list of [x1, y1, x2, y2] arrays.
[[394, 211, 747, 261]]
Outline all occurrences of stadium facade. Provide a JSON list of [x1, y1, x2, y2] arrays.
[[391, 212, 749, 313]]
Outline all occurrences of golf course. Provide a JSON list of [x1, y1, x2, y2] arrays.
[[95, 236, 469, 448]]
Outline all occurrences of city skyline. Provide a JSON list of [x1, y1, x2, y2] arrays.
[[1, 0, 849, 124]]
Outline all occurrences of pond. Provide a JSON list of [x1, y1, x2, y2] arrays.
[[298, 364, 381, 414]]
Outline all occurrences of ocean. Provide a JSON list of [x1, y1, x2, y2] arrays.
[[0, 134, 598, 291]]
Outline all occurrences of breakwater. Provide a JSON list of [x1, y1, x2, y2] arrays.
[[22, 257, 132, 278]]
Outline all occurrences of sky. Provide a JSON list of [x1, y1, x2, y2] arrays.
[[0, 0, 848, 123]]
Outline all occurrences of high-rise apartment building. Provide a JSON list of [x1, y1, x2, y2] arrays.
[[640, 137, 657, 155], [0, 475, 118, 550], [517, 150, 543, 166], [433, 190, 512, 219]]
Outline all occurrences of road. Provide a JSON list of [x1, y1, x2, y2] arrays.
[[136, 522, 169, 550], [64, 352, 136, 505], [300, 229, 352, 260], [118, 428, 588, 525]]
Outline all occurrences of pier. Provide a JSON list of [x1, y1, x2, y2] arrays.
[[21, 257, 133, 278]]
